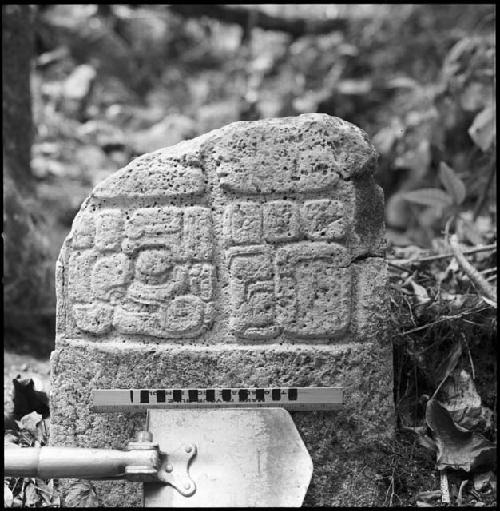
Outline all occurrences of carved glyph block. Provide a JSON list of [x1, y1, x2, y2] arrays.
[[263, 200, 300, 242], [301, 199, 345, 241], [59, 114, 385, 344], [65, 203, 216, 339]]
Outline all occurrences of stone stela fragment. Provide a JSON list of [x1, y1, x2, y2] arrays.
[[51, 114, 394, 507]]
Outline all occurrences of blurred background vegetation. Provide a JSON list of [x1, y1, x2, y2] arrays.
[[3, 4, 496, 352], [3, 4, 496, 506]]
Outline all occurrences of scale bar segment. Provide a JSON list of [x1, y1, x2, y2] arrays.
[[91, 387, 343, 412]]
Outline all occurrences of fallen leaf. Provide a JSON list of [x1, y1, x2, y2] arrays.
[[24, 480, 39, 507], [473, 471, 494, 492], [4, 432, 19, 446], [16, 411, 43, 437], [64, 480, 100, 507], [408, 278, 431, 304], [426, 399, 496, 472], [4, 483, 14, 507], [439, 370, 493, 433], [449, 406, 494, 435]]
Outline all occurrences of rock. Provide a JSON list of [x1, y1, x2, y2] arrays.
[[50, 113, 394, 506]]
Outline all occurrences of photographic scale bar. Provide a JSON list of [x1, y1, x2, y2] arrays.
[[91, 387, 343, 412]]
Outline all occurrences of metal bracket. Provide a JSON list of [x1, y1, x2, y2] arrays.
[[124, 431, 196, 497], [156, 443, 197, 497]]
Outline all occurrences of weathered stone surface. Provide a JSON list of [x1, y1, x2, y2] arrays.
[[51, 113, 393, 506]]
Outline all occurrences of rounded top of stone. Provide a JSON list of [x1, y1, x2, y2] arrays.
[[92, 114, 377, 199], [206, 113, 377, 180]]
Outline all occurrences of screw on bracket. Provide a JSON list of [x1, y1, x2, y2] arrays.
[[157, 443, 197, 497]]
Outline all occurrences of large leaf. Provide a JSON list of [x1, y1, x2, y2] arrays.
[[426, 399, 496, 472], [438, 162, 466, 205], [400, 188, 454, 209]]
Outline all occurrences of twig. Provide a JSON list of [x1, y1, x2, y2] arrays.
[[440, 469, 451, 504], [462, 333, 475, 380], [389, 468, 397, 506], [388, 261, 408, 272], [401, 307, 491, 335], [389, 243, 497, 266], [449, 235, 497, 306], [479, 267, 497, 275]]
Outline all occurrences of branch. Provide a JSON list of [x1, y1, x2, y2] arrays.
[[401, 306, 492, 336], [449, 235, 497, 306], [389, 243, 497, 267], [168, 5, 349, 37]]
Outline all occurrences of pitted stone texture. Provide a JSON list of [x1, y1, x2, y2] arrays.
[[208, 115, 376, 191], [50, 342, 394, 507], [57, 114, 385, 345], [52, 114, 393, 506]]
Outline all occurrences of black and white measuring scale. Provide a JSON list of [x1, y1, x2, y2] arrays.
[[91, 387, 343, 412]]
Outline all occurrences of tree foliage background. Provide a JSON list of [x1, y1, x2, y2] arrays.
[[3, 4, 496, 507]]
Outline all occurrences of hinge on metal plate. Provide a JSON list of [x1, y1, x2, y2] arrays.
[[156, 443, 197, 497], [124, 432, 197, 497]]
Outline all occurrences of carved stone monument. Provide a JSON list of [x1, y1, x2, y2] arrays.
[[51, 114, 394, 506]]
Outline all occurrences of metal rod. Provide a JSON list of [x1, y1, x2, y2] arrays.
[[4, 446, 158, 480]]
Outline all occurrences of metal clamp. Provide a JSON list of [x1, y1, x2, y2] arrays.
[[125, 431, 196, 497], [156, 443, 197, 497], [124, 431, 160, 483]]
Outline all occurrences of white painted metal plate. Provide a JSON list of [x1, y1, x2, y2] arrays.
[[144, 408, 313, 507]]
